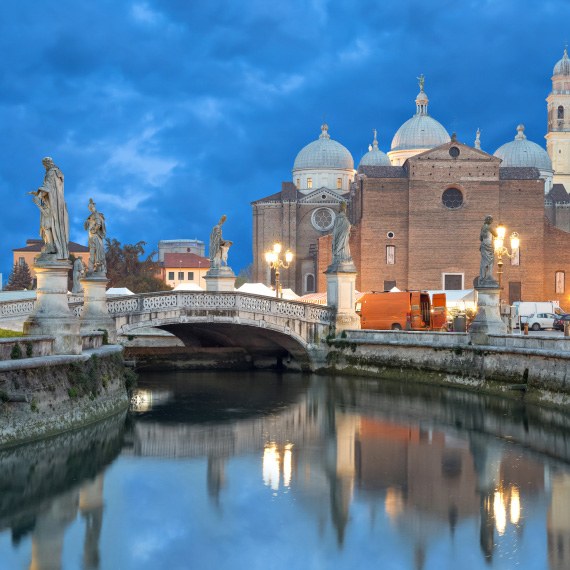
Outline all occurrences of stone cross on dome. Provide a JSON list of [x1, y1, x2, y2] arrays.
[[319, 123, 330, 140], [515, 124, 527, 140]]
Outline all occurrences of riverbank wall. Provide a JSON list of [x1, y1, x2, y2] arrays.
[[0, 343, 132, 447], [320, 330, 570, 409]]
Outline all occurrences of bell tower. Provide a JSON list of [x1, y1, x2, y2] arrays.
[[546, 47, 570, 189]]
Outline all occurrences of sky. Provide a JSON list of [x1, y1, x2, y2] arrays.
[[1, 0, 569, 284]]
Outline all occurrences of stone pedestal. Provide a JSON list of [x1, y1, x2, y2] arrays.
[[79, 276, 117, 343], [204, 267, 236, 292], [23, 259, 82, 355], [469, 286, 506, 345], [326, 262, 361, 334]]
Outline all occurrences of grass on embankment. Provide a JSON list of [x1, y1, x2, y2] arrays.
[[0, 329, 24, 338]]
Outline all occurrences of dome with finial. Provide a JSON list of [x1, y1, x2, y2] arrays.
[[293, 124, 354, 170], [390, 76, 450, 152], [553, 47, 570, 76], [494, 124, 552, 170], [359, 129, 391, 167]]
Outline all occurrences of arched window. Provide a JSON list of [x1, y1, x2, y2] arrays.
[[558, 106, 565, 120], [305, 273, 315, 293]]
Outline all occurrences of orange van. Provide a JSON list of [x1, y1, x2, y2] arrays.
[[356, 291, 447, 331]]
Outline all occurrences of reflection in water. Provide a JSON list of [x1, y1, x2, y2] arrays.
[[2, 371, 570, 569]]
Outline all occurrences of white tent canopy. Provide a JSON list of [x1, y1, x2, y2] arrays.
[[106, 287, 135, 296], [237, 282, 299, 300], [173, 283, 203, 291]]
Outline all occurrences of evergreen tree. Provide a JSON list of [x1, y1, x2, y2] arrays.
[[5, 261, 33, 291]]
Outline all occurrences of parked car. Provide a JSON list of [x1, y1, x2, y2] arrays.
[[523, 312, 559, 331], [553, 314, 570, 331]]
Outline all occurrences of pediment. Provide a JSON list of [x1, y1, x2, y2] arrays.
[[298, 187, 347, 204], [409, 140, 500, 163]]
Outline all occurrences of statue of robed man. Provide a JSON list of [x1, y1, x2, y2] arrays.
[[331, 202, 352, 265], [209, 215, 232, 269]]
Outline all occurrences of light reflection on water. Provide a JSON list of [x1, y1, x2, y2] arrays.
[[1, 370, 570, 569]]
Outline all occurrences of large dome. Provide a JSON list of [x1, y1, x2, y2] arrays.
[[553, 47, 570, 76], [494, 124, 552, 170], [293, 124, 354, 170], [359, 130, 391, 167], [390, 82, 450, 152]]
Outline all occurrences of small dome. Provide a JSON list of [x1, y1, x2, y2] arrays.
[[293, 124, 354, 170], [553, 47, 570, 76], [359, 129, 391, 167], [494, 124, 552, 170], [390, 78, 450, 151]]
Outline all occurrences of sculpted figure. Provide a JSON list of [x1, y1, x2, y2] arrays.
[[84, 198, 107, 275], [72, 257, 85, 294], [29, 157, 69, 260], [479, 215, 498, 285], [331, 202, 352, 264], [209, 215, 232, 268]]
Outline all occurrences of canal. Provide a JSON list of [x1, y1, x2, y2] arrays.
[[1, 370, 570, 569]]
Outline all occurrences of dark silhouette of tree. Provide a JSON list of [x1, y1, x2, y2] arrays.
[[5, 261, 33, 291], [235, 262, 253, 288], [105, 238, 171, 293]]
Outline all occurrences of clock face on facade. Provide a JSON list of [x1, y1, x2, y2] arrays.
[[449, 146, 460, 158]]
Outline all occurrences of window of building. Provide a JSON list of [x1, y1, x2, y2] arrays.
[[386, 245, 396, 265], [178, 271, 184, 280], [511, 247, 520, 266], [509, 282, 521, 305], [384, 280, 396, 291], [188, 272, 194, 280], [307, 178, 313, 189], [336, 178, 342, 189], [305, 273, 315, 293], [558, 105, 565, 120], [442, 187, 463, 209], [555, 271, 565, 294], [168, 271, 175, 280], [443, 273, 463, 290], [296, 178, 300, 189], [18, 257, 25, 266]]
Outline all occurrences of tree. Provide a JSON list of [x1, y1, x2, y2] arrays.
[[234, 262, 253, 288], [105, 238, 172, 293], [5, 261, 33, 291]]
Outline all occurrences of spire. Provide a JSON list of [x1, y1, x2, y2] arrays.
[[474, 128, 481, 150], [320, 123, 330, 140], [515, 124, 527, 140], [415, 75, 429, 116], [371, 128, 379, 150]]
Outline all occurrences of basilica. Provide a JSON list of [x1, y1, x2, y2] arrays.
[[251, 50, 570, 306]]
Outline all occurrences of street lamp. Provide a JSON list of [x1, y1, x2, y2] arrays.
[[264, 243, 293, 298], [494, 223, 520, 302]]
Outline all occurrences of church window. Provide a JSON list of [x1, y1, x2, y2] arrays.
[[449, 146, 460, 158], [386, 245, 395, 265], [442, 187, 463, 209], [311, 207, 335, 231], [558, 106, 565, 120], [555, 271, 565, 294], [337, 178, 342, 189], [18, 257, 25, 265], [307, 178, 313, 189], [305, 273, 315, 293]]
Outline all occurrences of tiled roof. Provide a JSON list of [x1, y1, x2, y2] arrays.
[[163, 252, 210, 268], [13, 239, 89, 252], [357, 165, 408, 178], [498, 167, 540, 180], [251, 182, 301, 205], [547, 183, 570, 203]]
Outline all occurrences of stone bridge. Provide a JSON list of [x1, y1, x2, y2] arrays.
[[0, 291, 334, 369]]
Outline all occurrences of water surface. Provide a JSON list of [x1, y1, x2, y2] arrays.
[[1, 370, 570, 570]]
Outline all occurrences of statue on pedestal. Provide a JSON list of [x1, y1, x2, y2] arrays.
[[72, 258, 85, 294], [478, 215, 498, 287], [29, 157, 69, 260], [84, 198, 107, 275], [331, 202, 352, 265], [209, 215, 232, 269]]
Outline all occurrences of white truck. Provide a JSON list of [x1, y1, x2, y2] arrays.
[[513, 301, 565, 328]]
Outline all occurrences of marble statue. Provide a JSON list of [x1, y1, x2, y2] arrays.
[[209, 215, 232, 269], [84, 198, 107, 275], [331, 202, 352, 264], [478, 215, 498, 286], [29, 157, 70, 260], [72, 257, 84, 293]]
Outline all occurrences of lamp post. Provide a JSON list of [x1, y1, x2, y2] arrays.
[[494, 223, 520, 303], [264, 243, 293, 298]]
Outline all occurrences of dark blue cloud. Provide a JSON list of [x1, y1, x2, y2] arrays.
[[1, 0, 569, 283]]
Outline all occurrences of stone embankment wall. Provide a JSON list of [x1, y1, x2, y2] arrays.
[[323, 330, 570, 409], [0, 345, 133, 447]]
